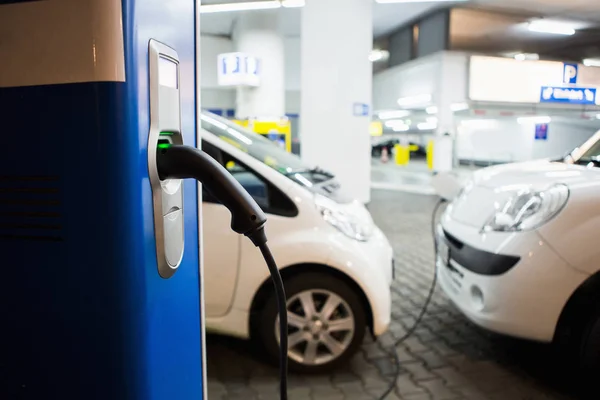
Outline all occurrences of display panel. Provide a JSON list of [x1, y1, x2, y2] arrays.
[[159, 56, 178, 89]]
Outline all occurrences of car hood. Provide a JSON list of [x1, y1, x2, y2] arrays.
[[471, 159, 600, 189], [449, 160, 600, 228]]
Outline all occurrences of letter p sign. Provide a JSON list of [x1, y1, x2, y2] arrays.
[[563, 63, 578, 84]]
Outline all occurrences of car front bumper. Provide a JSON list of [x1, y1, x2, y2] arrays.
[[435, 218, 589, 343]]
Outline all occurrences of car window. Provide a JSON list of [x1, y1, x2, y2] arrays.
[[201, 140, 298, 217]]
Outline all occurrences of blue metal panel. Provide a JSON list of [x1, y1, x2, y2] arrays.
[[0, 1, 202, 399]]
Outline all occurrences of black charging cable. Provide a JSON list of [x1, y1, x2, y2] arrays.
[[377, 198, 447, 400], [156, 144, 288, 400]]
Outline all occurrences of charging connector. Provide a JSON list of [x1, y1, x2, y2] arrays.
[[156, 144, 288, 400]]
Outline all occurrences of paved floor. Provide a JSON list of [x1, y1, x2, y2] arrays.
[[206, 190, 585, 400]]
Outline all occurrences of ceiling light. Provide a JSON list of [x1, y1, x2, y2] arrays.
[[369, 49, 390, 63], [397, 94, 432, 108], [528, 20, 576, 36], [584, 58, 600, 67], [514, 53, 539, 61], [392, 125, 410, 132], [460, 119, 498, 128], [376, 0, 467, 3], [517, 116, 551, 124], [384, 119, 408, 128], [200, 1, 281, 13], [426, 106, 438, 114], [417, 122, 437, 130], [378, 110, 410, 119], [451, 102, 469, 112], [426, 116, 438, 123]]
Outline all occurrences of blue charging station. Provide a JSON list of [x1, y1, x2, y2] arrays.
[[0, 1, 204, 399]]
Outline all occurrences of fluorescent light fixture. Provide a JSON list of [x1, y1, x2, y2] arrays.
[[426, 106, 438, 114], [397, 94, 432, 108], [378, 110, 410, 119], [460, 119, 498, 128], [369, 49, 390, 62], [584, 58, 600, 67], [517, 116, 551, 124], [384, 119, 408, 128], [200, 1, 281, 13], [376, 0, 466, 3], [514, 53, 539, 61], [417, 122, 437, 130], [392, 125, 410, 132], [528, 20, 576, 36], [451, 102, 469, 112], [426, 116, 438, 123], [282, 0, 304, 7]]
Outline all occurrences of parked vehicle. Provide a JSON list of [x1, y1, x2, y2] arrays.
[[200, 111, 394, 372], [436, 129, 600, 375]]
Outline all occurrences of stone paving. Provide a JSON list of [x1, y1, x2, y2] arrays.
[[206, 190, 586, 400]]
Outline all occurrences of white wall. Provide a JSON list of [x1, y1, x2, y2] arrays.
[[456, 118, 600, 163], [531, 120, 599, 160], [372, 51, 468, 111], [200, 34, 300, 112]]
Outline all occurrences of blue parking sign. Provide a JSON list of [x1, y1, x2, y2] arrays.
[[563, 63, 578, 84]]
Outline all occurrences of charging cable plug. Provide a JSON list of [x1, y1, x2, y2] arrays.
[[156, 144, 267, 246]]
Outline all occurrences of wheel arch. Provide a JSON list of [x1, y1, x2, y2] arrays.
[[248, 263, 375, 337], [554, 269, 600, 345]]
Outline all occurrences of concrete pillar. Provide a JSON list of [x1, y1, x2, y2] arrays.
[[232, 11, 285, 120], [300, 0, 373, 203], [432, 56, 456, 173]]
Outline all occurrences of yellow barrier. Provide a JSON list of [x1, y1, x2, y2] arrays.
[[231, 119, 292, 152], [426, 140, 434, 170], [370, 121, 383, 136], [394, 144, 410, 166]]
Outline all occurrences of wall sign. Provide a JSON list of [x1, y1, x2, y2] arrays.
[[563, 63, 578, 84], [535, 123, 548, 140], [353, 102, 370, 117], [217, 52, 260, 87], [539, 86, 596, 105]]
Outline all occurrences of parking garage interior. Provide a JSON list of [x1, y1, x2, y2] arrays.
[[4, 0, 600, 399]]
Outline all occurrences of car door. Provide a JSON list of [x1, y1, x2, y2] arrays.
[[202, 141, 242, 317], [201, 140, 299, 317]]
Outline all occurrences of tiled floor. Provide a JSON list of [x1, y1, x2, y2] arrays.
[[206, 190, 587, 399]]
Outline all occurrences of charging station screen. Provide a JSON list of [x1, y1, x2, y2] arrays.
[[159, 57, 178, 89]]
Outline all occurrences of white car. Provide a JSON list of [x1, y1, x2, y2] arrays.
[[198, 112, 394, 373], [436, 130, 600, 374]]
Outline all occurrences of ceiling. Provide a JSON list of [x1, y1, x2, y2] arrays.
[[452, 0, 600, 60], [200, 0, 445, 38], [200, 0, 600, 61]]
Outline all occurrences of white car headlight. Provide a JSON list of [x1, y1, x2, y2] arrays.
[[482, 184, 569, 233], [315, 195, 372, 241]]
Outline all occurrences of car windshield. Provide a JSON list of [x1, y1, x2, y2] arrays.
[[200, 111, 347, 198], [565, 130, 600, 167]]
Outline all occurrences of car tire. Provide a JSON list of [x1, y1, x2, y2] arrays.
[[578, 309, 600, 377], [255, 272, 367, 374]]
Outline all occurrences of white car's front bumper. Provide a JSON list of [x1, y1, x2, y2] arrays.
[[436, 217, 589, 343]]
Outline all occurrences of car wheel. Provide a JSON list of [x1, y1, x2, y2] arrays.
[[256, 272, 367, 373], [578, 309, 600, 377]]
